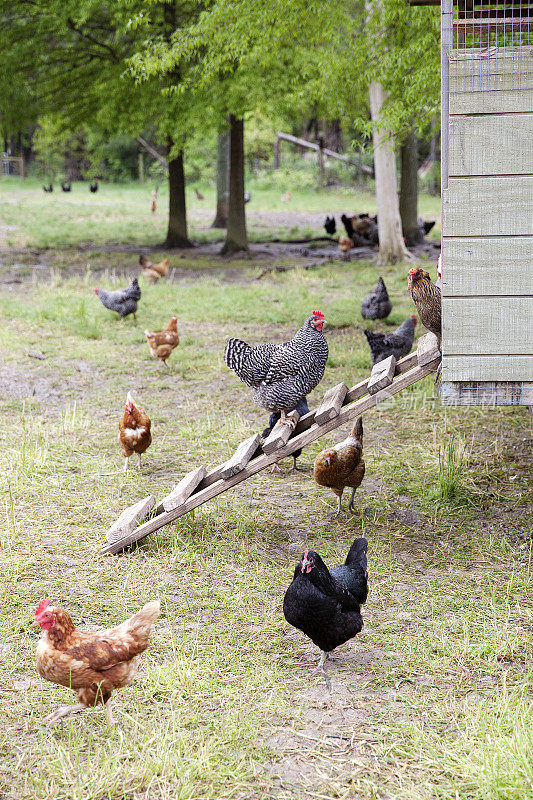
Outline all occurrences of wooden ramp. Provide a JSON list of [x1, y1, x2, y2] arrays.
[[101, 334, 441, 555]]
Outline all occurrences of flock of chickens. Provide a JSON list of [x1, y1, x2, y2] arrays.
[[34, 258, 443, 725], [324, 212, 436, 258]]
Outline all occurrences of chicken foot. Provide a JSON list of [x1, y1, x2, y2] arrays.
[[309, 651, 332, 691], [279, 410, 297, 430], [45, 703, 86, 725], [347, 488, 359, 514], [288, 455, 303, 472]]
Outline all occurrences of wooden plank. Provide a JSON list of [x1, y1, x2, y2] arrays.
[[449, 114, 533, 176], [101, 357, 440, 555], [106, 495, 156, 544], [450, 89, 533, 115], [442, 177, 533, 237], [442, 355, 533, 382], [442, 381, 533, 406], [367, 356, 396, 395], [450, 49, 533, 92], [162, 466, 207, 512], [442, 237, 533, 296], [314, 382, 348, 424], [417, 333, 441, 368], [442, 297, 533, 356], [219, 434, 261, 479], [119, 350, 422, 521], [262, 410, 300, 454]]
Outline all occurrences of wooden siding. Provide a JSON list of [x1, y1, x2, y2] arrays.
[[442, 356, 533, 382], [450, 89, 532, 114], [442, 176, 533, 237], [442, 297, 532, 356], [442, 237, 533, 296], [449, 114, 533, 175]]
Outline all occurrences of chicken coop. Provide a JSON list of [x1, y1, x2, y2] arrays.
[[439, 0, 532, 405]]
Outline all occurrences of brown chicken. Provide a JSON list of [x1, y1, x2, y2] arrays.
[[144, 315, 179, 367], [338, 235, 354, 260], [34, 598, 160, 726], [118, 392, 152, 471], [314, 417, 365, 515], [407, 267, 442, 345], [139, 254, 170, 283]]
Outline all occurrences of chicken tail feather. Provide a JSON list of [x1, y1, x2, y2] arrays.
[[350, 416, 363, 444], [344, 537, 368, 570], [224, 338, 251, 375]]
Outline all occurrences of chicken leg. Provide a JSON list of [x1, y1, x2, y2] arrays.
[[309, 651, 332, 691], [123, 456, 130, 472], [137, 453, 143, 469], [279, 409, 297, 430], [45, 703, 86, 725], [347, 488, 358, 514], [288, 455, 302, 472]]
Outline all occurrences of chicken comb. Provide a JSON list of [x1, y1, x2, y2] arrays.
[[35, 598, 50, 618], [312, 310, 325, 319]]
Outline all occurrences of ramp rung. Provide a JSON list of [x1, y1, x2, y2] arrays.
[[220, 433, 261, 479], [368, 355, 396, 395], [162, 466, 207, 511], [106, 495, 156, 544], [262, 410, 300, 454], [417, 332, 441, 368], [315, 382, 348, 424]]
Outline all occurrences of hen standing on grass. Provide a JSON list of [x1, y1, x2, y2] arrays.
[[119, 392, 152, 470], [314, 417, 365, 515], [364, 316, 417, 366], [283, 538, 368, 689], [145, 314, 179, 367], [34, 598, 160, 726], [224, 312, 328, 428], [407, 267, 442, 346], [361, 277, 392, 320], [94, 278, 141, 321]]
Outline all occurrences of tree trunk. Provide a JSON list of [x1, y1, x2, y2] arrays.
[[165, 145, 192, 248], [221, 116, 248, 254], [400, 128, 423, 247], [325, 119, 343, 152], [212, 129, 229, 228], [368, 80, 411, 266]]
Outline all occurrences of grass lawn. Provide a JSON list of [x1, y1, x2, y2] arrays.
[[0, 177, 441, 249], [0, 184, 531, 800]]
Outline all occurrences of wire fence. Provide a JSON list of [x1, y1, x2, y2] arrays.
[[450, 0, 532, 91]]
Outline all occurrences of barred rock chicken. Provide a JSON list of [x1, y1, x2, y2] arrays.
[[34, 598, 160, 726], [145, 315, 179, 367], [407, 267, 442, 346], [361, 277, 392, 320], [283, 538, 368, 689], [94, 278, 141, 321], [324, 216, 336, 236], [314, 417, 365, 515], [262, 396, 310, 473], [224, 312, 328, 428], [364, 315, 417, 366], [139, 254, 170, 283], [118, 392, 152, 471]]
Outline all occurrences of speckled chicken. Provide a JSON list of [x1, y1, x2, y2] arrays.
[[407, 267, 442, 345], [364, 315, 417, 365], [34, 598, 159, 726], [224, 312, 328, 428], [145, 315, 179, 367], [361, 277, 392, 320], [94, 278, 141, 321], [118, 392, 152, 471], [283, 538, 368, 689], [314, 417, 365, 515]]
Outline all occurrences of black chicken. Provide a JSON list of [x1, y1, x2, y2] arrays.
[[283, 538, 368, 689], [361, 277, 392, 320], [340, 213, 354, 238], [262, 396, 309, 472], [324, 216, 336, 236], [42, 184, 53, 193], [90, 180, 99, 193], [61, 181, 71, 192], [364, 315, 417, 365], [94, 278, 141, 321], [224, 312, 328, 428]]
